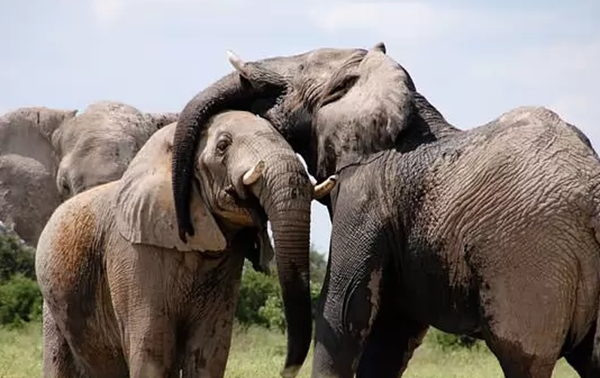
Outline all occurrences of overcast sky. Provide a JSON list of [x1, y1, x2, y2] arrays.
[[1, 0, 598, 253]]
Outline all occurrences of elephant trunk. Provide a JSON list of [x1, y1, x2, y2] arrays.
[[172, 70, 287, 242], [249, 153, 313, 378]]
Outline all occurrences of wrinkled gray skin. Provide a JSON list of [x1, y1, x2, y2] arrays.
[[36, 111, 323, 378], [171, 43, 600, 378], [0, 107, 77, 246], [53, 100, 179, 198], [0, 102, 177, 247]]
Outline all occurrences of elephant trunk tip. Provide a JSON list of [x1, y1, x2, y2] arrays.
[[280, 364, 302, 378]]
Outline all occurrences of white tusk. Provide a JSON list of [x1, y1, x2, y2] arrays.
[[227, 50, 249, 79], [313, 175, 338, 199], [242, 160, 265, 185]]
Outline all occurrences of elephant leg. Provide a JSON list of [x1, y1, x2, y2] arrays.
[[477, 277, 569, 378], [355, 303, 428, 378], [564, 318, 600, 378], [181, 310, 236, 378], [182, 257, 244, 378], [564, 326, 596, 378], [124, 314, 180, 378], [41, 302, 81, 378], [311, 220, 385, 378]]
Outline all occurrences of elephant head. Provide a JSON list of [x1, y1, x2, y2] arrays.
[[52, 100, 178, 199], [223, 43, 458, 176], [116, 110, 335, 377], [0, 107, 78, 175], [171, 43, 452, 239], [0, 107, 78, 246]]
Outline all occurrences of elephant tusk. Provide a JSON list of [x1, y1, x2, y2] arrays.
[[313, 175, 338, 199], [227, 50, 249, 79], [242, 160, 265, 185]]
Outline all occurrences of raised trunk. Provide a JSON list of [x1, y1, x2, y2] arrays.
[[172, 73, 255, 241], [250, 153, 313, 378], [172, 69, 288, 242]]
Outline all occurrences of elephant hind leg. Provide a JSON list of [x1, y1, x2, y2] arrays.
[[478, 286, 569, 378], [355, 303, 428, 378], [42, 303, 82, 378], [486, 340, 557, 378], [563, 324, 600, 378]]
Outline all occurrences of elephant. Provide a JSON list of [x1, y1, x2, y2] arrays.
[[0, 102, 177, 247], [168, 43, 600, 378], [0, 107, 77, 246], [52, 100, 178, 198], [35, 110, 337, 378]]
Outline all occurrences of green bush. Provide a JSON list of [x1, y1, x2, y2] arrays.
[[0, 274, 43, 327], [236, 263, 281, 327], [0, 232, 36, 282], [236, 246, 327, 330], [0, 232, 42, 328], [258, 293, 285, 332]]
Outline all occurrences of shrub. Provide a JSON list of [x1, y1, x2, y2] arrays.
[[236, 246, 327, 330], [0, 274, 43, 327], [0, 231, 36, 282], [236, 263, 281, 327], [0, 232, 42, 328], [258, 293, 285, 332]]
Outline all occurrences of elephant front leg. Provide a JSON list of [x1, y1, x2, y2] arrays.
[[120, 307, 180, 378], [182, 267, 243, 377], [126, 331, 180, 378], [311, 223, 385, 378], [356, 305, 429, 377], [181, 310, 236, 378]]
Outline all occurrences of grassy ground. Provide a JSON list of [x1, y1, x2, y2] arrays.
[[0, 323, 579, 378]]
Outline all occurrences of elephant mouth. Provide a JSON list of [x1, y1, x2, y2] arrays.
[[213, 182, 267, 229], [214, 189, 255, 226]]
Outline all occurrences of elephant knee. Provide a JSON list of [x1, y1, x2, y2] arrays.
[[321, 267, 382, 341]]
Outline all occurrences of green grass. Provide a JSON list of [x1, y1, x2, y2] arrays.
[[0, 323, 579, 378]]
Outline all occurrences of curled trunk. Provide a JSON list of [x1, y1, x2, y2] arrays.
[[172, 70, 286, 241]]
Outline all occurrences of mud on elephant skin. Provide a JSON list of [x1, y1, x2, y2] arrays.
[[36, 110, 336, 378], [171, 43, 600, 378]]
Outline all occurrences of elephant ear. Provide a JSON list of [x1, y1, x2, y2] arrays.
[[114, 124, 226, 252], [318, 45, 414, 153]]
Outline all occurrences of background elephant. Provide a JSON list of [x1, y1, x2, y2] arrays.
[[169, 43, 600, 378], [0, 107, 77, 246], [52, 100, 178, 198], [36, 111, 334, 378], [0, 101, 177, 247]]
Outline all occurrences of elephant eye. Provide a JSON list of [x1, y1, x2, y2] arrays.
[[215, 137, 231, 154]]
